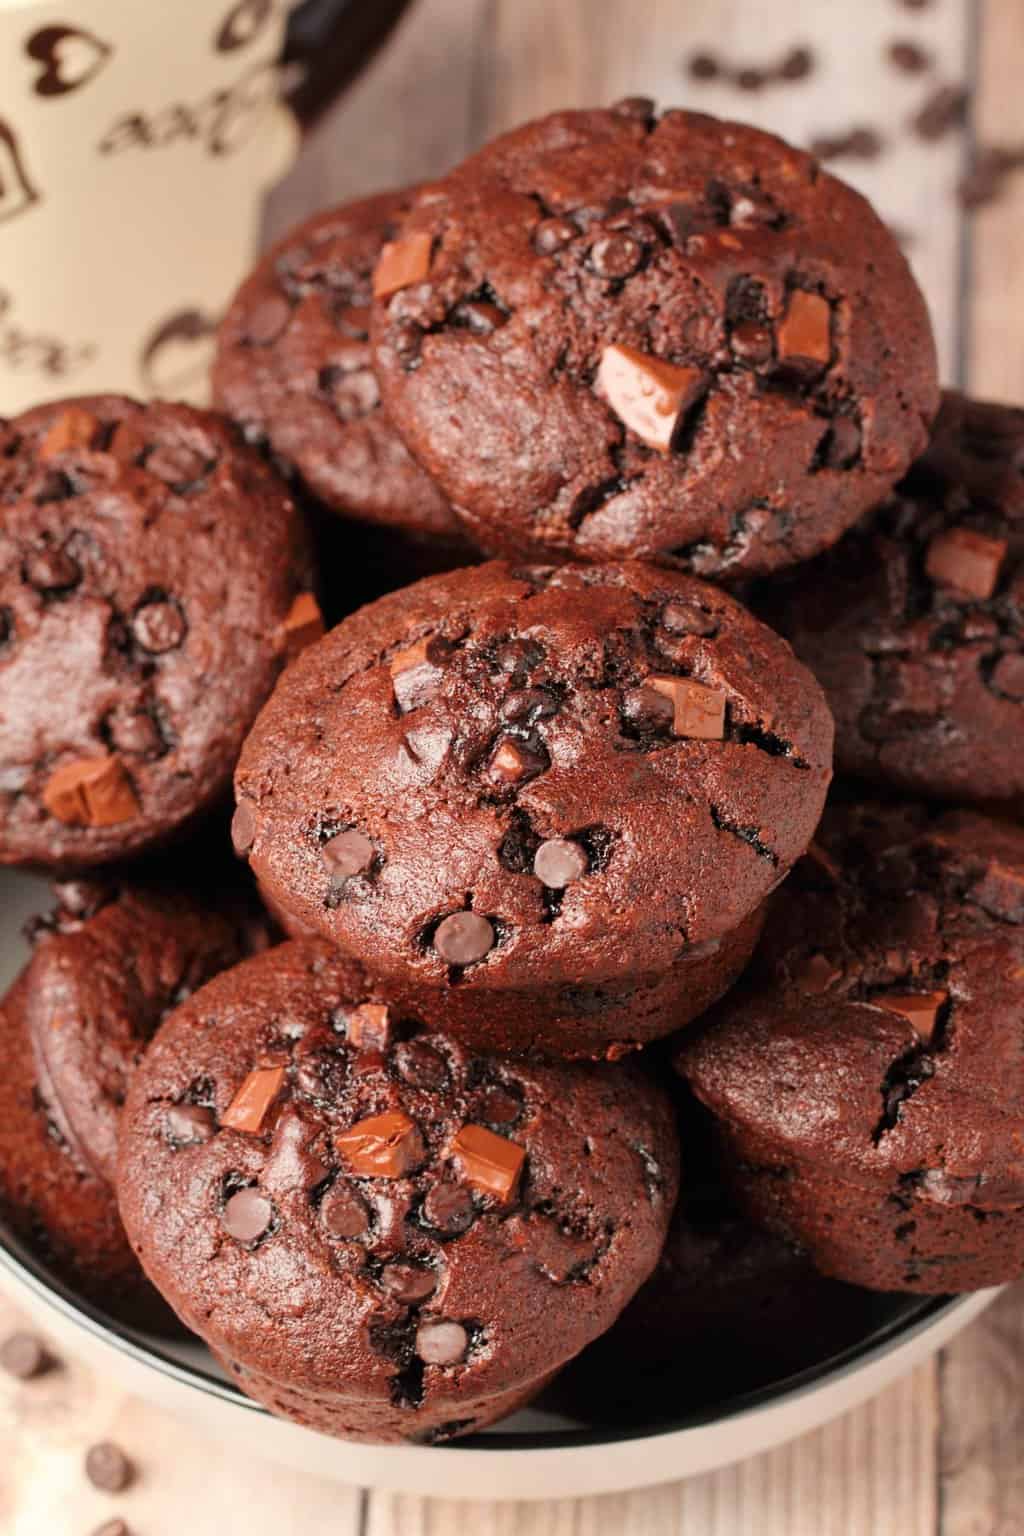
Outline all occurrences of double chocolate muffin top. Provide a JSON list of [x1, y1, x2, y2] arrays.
[[371, 102, 938, 576], [235, 560, 833, 996], [118, 940, 679, 1441], [679, 801, 1024, 1212], [213, 191, 460, 541], [764, 393, 1024, 807], [0, 396, 313, 869]]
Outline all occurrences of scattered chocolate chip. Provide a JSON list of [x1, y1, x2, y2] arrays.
[[389, 636, 448, 713], [416, 1319, 468, 1366], [688, 51, 720, 81], [433, 911, 495, 966], [374, 232, 433, 299], [925, 526, 1006, 599], [612, 95, 655, 119], [323, 827, 375, 880], [889, 38, 930, 73], [231, 801, 256, 855], [381, 1261, 437, 1303], [320, 1184, 370, 1238], [145, 439, 210, 487], [422, 1180, 475, 1234], [477, 1086, 523, 1126], [24, 545, 81, 592], [246, 294, 291, 345], [875, 990, 947, 1043], [107, 709, 163, 759], [221, 1066, 285, 1134], [729, 320, 773, 365], [453, 1123, 526, 1203], [533, 217, 577, 255], [393, 1040, 448, 1090], [597, 344, 706, 452], [487, 737, 549, 785], [85, 1441, 133, 1493], [165, 1102, 215, 1146], [222, 1186, 274, 1244], [42, 755, 138, 829], [0, 1331, 50, 1380], [500, 687, 559, 724], [647, 675, 727, 739], [132, 598, 185, 654], [912, 84, 969, 141], [589, 233, 642, 279], [661, 599, 717, 637], [622, 683, 675, 732], [336, 1110, 424, 1177], [534, 838, 588, 889]]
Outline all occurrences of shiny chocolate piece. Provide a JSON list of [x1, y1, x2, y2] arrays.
[[346, 1002, 393, 1050], [42, 756, 139, 828], [432, 912, 495, 966], [596, 344, 706, 451], [533, 838, 588, 889], [389, 637, 447, 713], [222, 1186, 274, 1244], [416, 1319, 468, 1365], [453, 1123, 525, 1203], [648, 676, 727, 739], [925, 526, 1006, 599], [422, 1180, 475, 1234], [874, 990, 947, 1042], [281, 592, 325, 658], [335, 1110, 424, 1177], [320, 1185, 370, 1239], [323, 827, 375, 880], [132, 599, 186, 654], [487, 738, 548, 784], [221, 1066, 286, 1134], [38, 406, 98, 459], [381, 1261, 437, 1302], [776, 290, 832, 371], [373, 231, 433, 299], [165, 1103, 215, 1146]]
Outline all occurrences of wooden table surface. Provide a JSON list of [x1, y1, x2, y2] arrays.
[[5, 1, 1024, 1531]]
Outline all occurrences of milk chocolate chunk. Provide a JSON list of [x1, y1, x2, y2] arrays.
[[323, 827, 375, 880], [42, 756, 139, 828], [222, 1186, 274, 1244], [777, 290, 832, 371], [346, 1002, 392, 1050], [597, 344, 707, 452], [875, 990, 948, 1042], [221, 1065, 286, 1134], [925, 527, 1007, 599], [281, 592, 325, 659], [416, 1319, 468, 1365], [433, 912, 495, 966], [534, 838, 588, 889], [373, 232, 433, 299], [389, 637, 447, 713], [648, 676, 727, 739], [38, 406, 98, 460], [453, 1123, 526, 1203], [335, 1110, 424, 1177]]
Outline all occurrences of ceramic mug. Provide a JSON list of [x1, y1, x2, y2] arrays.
[[0, 0, 300, 410]]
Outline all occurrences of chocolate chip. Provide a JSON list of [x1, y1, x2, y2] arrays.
[[145, 439, 210, 487], [780, 46, 814, 80], [85, 1441, 133, 1493], [107, 709, 163, 759], [534, 838, 589, 889], [422, 1181, 475, 1235], [487, 737, 549, 785], [433, 911, 495, 965], [730, 320, 773, 365], [165, 1103, 215, 1146], [612, 95, 656, 119], [500, 687, 559, 724], [810, 128, 884, 162], [0, 1331, 50, 1380], [454, 300, 506, 335], [381, 1261, 437, 1303], [24, 546, 81, 592], [246, 294, 291, 345], [320, 1185, 370, 1239], [132, 598, 185, 653], [688, 51, 720, 81], [589, 234, 642, 279], [889, 39, 930, 73], [533, 217, 577, 255], [222, 1186, 274, 1244], [477, 1086, 524, 1127], [661, 600, 717, 637], [416, 1320, 468, 1366], [393, 1040, 449, 1090], [231, 801, 256, 855], [622, 684, 674, 732], [323, 827, 375, 880]]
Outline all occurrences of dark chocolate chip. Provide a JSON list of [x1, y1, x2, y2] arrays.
[[222, 1186, 274, 1244], [589, 234, 642, 279], [534, 838, 589, 889], [0, 1332, 50, 1380], [422, 1181, 475, 1235], [476, 1086, 524, 1127], [393, 1040, 449, 1090], [433, 911, 495, 965], [612, 95, 656, 119], [622, 684, 674, 732], [730, 320, 773, 364], [661, 600, 717, 637], [132, 599, 186, 654], [381, 1261, 438, 1303], [85, 1441, 133, 1493], [231, 801, 256, 855], [320, 1185, 370, 1239], [323, 827, 375, 879], [533, 217, 577, 255], [165, 1103, 215, 1146], [500, 687, 560, 724], [107, 709, 164, 759], [24, 546, 81, 592]]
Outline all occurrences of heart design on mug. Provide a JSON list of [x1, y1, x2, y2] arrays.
[[0, 117, 41, 226], [25, 25, 113, 99], [140, 308, 219, 398]]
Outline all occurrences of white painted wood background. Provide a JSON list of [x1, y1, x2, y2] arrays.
[[6, 0, 1024, 1530]]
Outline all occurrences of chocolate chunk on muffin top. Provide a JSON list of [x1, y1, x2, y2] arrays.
[[0, 395, 315, 870], [371, 102, 938, 576], [234, 560, 833, 1002], [678, 800, 1024, 1292], [213, 191, 462, 542], [117, 939, 679, 1442], [762, 392, 1024, 808]]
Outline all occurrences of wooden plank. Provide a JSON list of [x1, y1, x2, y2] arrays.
[[0, 1294, 363, 1536], [965, 0, 1024, 401], [938, 1285, 1024, 1536]]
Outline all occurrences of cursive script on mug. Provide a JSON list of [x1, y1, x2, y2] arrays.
[[97, 57, 283, 160], [0, 288, 96, 380]]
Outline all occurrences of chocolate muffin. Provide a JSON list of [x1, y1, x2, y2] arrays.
[[371, 102, 938, 576], [117, 939, 680, 1443], [212, 193, 467, 554], [762, 393, 1024, 808], [234, 560, 833, 1057], [23, 876, 271, 1186], [678, 800, 1024, 1292], [0, 395, 314, 870]]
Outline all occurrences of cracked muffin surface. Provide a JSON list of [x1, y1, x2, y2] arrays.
[[677, 800, 1024, 1292], [212, 191, 463, 543], [762, 392, 1024, 807], [234, 559, 832, 1053], [0, 395, 312, 869], [117, 938, 679, 1443], [371, 102, 938, 577]]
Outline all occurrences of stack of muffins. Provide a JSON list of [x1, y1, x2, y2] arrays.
[[1, 98, 1021, 1444]]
